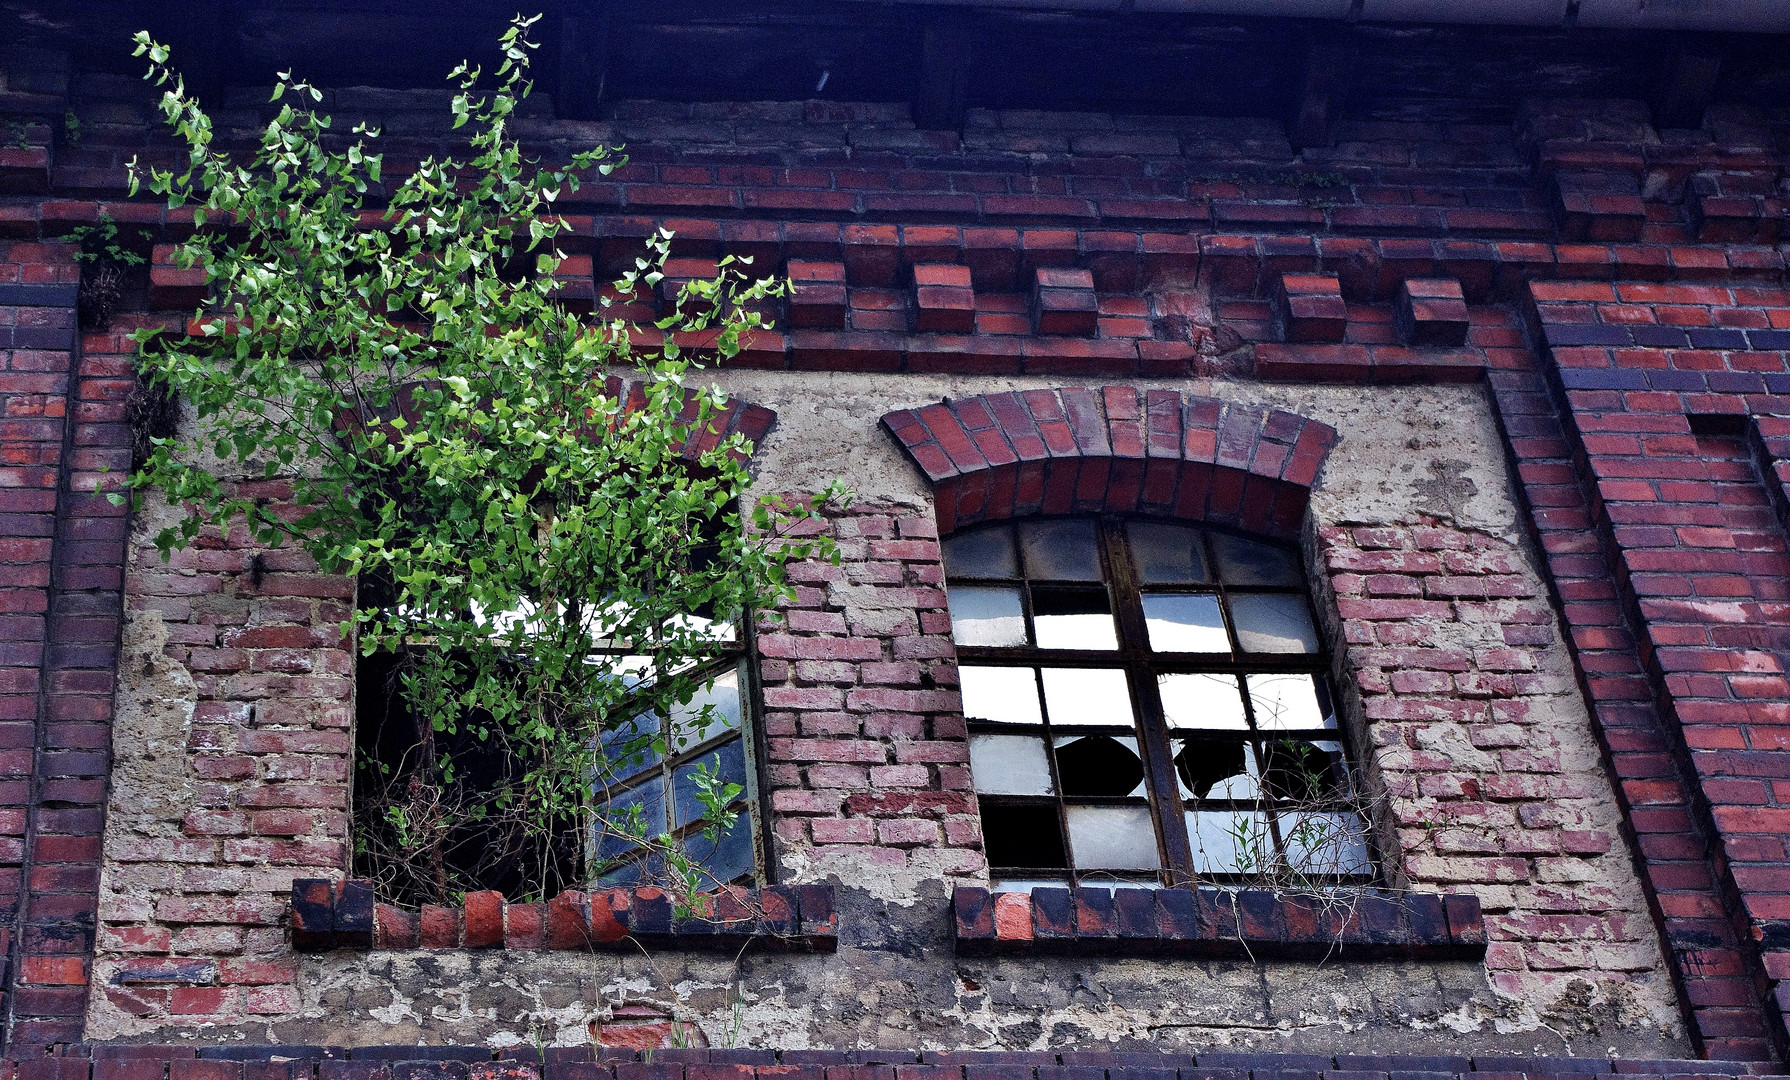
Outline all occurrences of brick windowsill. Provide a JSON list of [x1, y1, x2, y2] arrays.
[[953, 886, 1486, 959], [289, 880, 837, 953]]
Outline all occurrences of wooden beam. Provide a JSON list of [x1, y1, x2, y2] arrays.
[[915, 12, 971, 132], [1287, 36, 1356, 152], [1652, 52, 1721, 130]]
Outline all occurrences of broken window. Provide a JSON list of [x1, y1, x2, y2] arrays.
[[942, 517, 1370, 890]]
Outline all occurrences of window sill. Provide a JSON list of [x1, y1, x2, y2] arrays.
[[952, 885, 1485, 960], [290, 879, 837, 954]]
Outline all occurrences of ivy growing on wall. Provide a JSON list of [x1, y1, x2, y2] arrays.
[[122, 14, 844, 905]]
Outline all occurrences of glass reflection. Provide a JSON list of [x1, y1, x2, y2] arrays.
[[1278, 809, 1372, 876], [943, 526, 1020, 579], [949, 585, 1028, 647], [1246, 673, 1333, 731], [1210, 533, 1302, 586], [1032, 587, 1118, 650], [1018, 519, 1103, 581], [1066, 806, 1160, 870], [1186, 808, 1269, 875], [1141, 593, 1229, 653], [1231, 592, 1319, 653], [959, 666, 1044, 724], [1127, 521, 1209, 584], [1039, 667, 1132, 725], [1158, 672, 1248, 730], [970, 734, 1056, 795]]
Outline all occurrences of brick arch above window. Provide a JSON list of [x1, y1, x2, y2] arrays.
[[880, 387, 1339, 538]]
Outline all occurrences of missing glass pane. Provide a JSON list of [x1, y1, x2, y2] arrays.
[[1018, 519, 1103, 581], [1174, 739, 1256, 800], [943, 525, 1019, 579], [1260, 739, 1345, 803], [1277, 809, 1372, 876], [1158, 672, 1248, 730], [959, 666, 1044, 724], [1039, 667, 1132, 725], [1032, 586, 1118, 650], [1065, 805, 1160, 870], [981, 801, 1068, 869], [1053, 735, 1145, 797], [1127, 521, 1210, 584], [1231, 592, 1320, 653], [970, 734, 1056, 795], [1247, 673, 1334, 731], [1141, 593, 1229, 652], [1210, 533, 1303, 586], [949, 585, 1028, 647], [1186, 808, 1270, 875]]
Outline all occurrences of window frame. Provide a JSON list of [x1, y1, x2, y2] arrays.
[[945, 514, 1375, 890], [584, 624, 774, 890]]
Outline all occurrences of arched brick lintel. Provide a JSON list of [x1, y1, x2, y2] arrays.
[[335, 377, 778, 464], [880, 387, 1339, 539]]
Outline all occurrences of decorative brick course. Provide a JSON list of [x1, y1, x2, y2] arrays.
[[951, 887, 1485, 959], [286, 881, 837, 954]]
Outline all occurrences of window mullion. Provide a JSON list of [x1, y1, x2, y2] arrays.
[[1102, 518, 1196, 886]]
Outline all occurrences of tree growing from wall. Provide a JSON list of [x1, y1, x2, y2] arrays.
[[122, 15, 842, 905]]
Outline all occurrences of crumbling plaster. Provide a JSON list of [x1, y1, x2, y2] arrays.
[[96, 373, 1687, 1056]]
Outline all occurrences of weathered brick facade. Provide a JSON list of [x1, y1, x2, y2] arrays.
[[1, 0, 1790, 1070]]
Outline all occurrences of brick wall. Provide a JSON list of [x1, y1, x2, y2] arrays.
[[0, 16, 1787, 1059]]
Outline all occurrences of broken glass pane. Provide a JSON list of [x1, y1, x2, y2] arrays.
[[948, 585, 1028, 647], [1032, 586, 1118, 650], [1039, 667, 1133, 726], [681, 811, 756, 883], [943, 525, 1020, 579], [981, 801, 1068, 869], [1260, 738, 1346, 803], [1210, 533, 1302, 586], [1018, 519, 1103, 581], [1127, 520, 1210, 584], [1231, 592, 1320, 653], [1158, 672, 1248, 730], [1066, 806, 1160, 870], [671, 739, 748, 828], [1247, 673, 1334, 731], [1141, 593, 1229, 653], [1278, 809, 1372, 876], [959, 666, 1044, 725], [669, 664, 745, 750], [592, 775, 666, 862], [970, 734, 1056, 795], [1174, 739, 1258, 800], [1053, 735, 1145, 797], [1186, 808, 1270, 876]]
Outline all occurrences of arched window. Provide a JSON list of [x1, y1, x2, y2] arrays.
[[943, 516, 1371, 890]]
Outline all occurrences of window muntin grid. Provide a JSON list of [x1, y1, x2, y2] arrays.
[[586, 635, 764, 889], [944, 517, 1372, 890]]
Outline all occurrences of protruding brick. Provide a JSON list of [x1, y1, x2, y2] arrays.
[[290, 879, 335, 952], [787, 260, 847, 329], [914, 263, 975, 333], [464, 891, 504, 949], [1395, 278, 1470, 347], [1033, 267, 1097, 336], [1272, 273, 1346, 343]]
